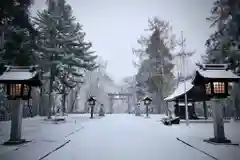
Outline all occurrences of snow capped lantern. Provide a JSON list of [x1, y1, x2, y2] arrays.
[[0, 65, 42, 100], [143, 96, 152, 106], [192, 64, 240, 98], [87, 96, 96, 106]]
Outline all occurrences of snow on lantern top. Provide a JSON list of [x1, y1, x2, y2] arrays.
[[192, 64, 240, 98], [0, 65, 42, 86]]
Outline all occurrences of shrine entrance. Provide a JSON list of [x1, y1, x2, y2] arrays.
[[108, 93, 132, 114]]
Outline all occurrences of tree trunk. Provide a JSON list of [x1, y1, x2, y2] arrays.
[[70, 89, 79, 112], [61, 85, 66, 116], [47, 55, 55, 119]]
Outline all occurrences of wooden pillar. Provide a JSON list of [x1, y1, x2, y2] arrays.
[[109, 97, 113, 114], [165, 101, 169, 116], [192, 101, 196, 119], [127, 96, 131, 114], [203, 101, 208, 119]]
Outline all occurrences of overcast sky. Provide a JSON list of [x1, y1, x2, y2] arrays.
[[31, 0, 215, 83]]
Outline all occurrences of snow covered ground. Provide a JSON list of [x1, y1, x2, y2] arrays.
[[35, 114, 218, 160], [0, 114, 91, 159], [0, 114, 239, 160], [173, 121, 240, 160]]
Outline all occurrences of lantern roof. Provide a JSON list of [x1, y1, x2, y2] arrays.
[[143, 96, 152, 101], [164, 79, 209, 102], [0, 65, 42, 86], [87, 96, 96, 102], [192, 64, 240, 85]]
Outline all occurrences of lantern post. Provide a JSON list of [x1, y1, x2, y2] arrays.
[[0, 66, 42, 145], [192, 64, 240, 143], [87, 96, 96, 119], [143, 96, 152, 118]]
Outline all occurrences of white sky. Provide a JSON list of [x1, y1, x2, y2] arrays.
[[31, 0, 216, 83]]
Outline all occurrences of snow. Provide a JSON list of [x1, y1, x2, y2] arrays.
[[197, 69, 240, 80], [164, 79, 193, 101], [0, 114, 90, 159], [40, 114, 214, 160], [0, 71, 38, 81], [1, 114, 239, 160], [175, 122, 240, 160]]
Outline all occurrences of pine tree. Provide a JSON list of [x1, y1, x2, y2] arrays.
[[0, 0, 37, 66], [204, 0, 240, 118], [0, 0, 36, 34], [33, 0, 97, 117], [133, 17, 175, 113]]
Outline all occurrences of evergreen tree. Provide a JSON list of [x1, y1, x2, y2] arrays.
[[0, 0, 37, 66], [204, 0, 240, 117], [0, 0, 36, 34], [33, 0, 97, 117], [133, 17, 175, 113], [205, 0, 240, 70]]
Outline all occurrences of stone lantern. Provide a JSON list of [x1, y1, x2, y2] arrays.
[[0, 65, 42, 145], [192, 64, 240, 143]]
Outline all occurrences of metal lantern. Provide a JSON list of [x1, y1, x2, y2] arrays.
[[87, 96, 96, 106], [143, 97, 152, 106], [87, 96, 96, 119]]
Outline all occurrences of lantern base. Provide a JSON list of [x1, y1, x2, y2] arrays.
[[3, 139, 28, 146], [204, 138, 231, 144]]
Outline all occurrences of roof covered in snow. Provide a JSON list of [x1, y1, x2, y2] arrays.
[[164, 79, 208, 102], [192, 64, 240, 85], [0, 66, 42, 86], [164, 80, 193, 101], [197, 69, 239, 79]]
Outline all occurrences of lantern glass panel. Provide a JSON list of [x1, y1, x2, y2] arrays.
[[10, 84, 21, 96], [213, 82, 225, 94], [145, 100, 149, 105], [89, 101, 93, 105], [228, 82, 233, 94], [205, 83, 211, 95], [23, 84, 29, 96]]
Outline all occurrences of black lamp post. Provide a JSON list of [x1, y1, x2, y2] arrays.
[[0, 65, 42, 145], [143, 96, 152, 118], [87, 96, 96, 119]]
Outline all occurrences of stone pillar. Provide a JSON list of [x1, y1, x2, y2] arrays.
[[5, 99, 25, 145], [135, 105, 141, 116], [203, 101, 208, 119], [210, 98, 230, 143]]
